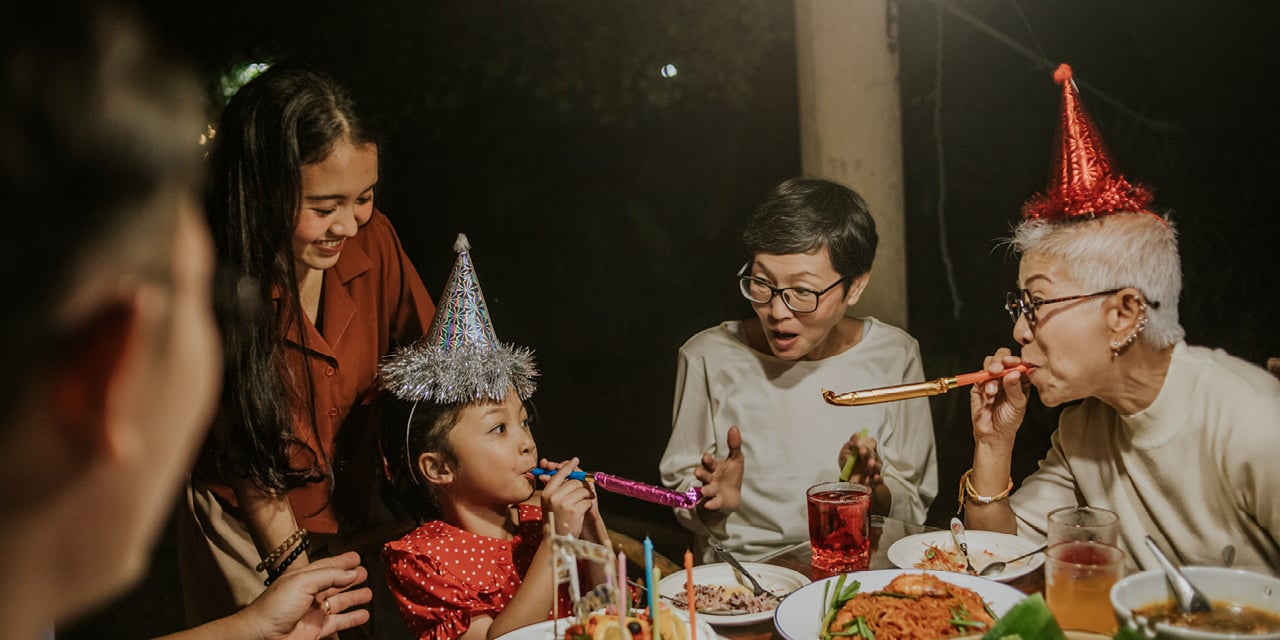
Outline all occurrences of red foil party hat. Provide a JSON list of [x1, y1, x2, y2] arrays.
[[1021, 64, 1153, 221]]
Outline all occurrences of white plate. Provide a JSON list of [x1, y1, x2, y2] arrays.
[[657, 562, 811, 626], [493, 609, 722, 640], [886, 530, 1045, 582], [772, 569, 1027, 640]]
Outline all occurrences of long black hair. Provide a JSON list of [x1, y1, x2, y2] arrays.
[[206, 61, 380, 493]]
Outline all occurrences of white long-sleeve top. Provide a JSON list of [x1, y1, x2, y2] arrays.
[[659, 318, 937, 562], [1009, 342, 1280, 574]]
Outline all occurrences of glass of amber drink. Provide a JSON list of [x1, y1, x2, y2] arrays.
[[806, 481, 871, 577], [1045, 541, 1126, 634]]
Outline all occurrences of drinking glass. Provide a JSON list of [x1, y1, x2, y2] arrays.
[[806, 481, 871, 577], [1048, 505, 1119, 546], [1045, 541, 1126, 634]]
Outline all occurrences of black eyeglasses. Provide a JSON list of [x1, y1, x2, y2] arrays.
[[1005, 288, 1122, 324], [739, 273, 850, 313]]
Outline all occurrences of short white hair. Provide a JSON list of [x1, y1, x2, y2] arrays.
[[1010, 212, 1184, 348]]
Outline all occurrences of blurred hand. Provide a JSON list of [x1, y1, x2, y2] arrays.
[[970, 349, 1031, 447], [246, 551, 372, 640], [694, 425, 743, 512], [836, 433, 882, 490]]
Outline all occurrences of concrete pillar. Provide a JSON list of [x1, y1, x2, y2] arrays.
[[794, 0, 907, 329]]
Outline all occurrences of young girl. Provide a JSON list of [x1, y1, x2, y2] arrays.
[[381, 235, 611, 640], [179, 60, 436, 629]]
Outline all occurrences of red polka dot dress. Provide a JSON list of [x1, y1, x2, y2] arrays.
[[384, 503, 572, 639]]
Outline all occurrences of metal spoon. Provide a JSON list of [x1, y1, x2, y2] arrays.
[[1144, 536, 1211, 614], [978, 544, 1047, 577]]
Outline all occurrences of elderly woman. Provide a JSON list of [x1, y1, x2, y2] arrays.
[[661, 176, 937, 562], [964, 65, 1280, 574]]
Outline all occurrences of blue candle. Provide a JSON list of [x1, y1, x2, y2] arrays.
[[644, 536, 661, 640]]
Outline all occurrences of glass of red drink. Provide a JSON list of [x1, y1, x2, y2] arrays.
[[806, 481, 871, 577]]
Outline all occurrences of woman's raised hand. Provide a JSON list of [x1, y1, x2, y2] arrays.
[[837, 433, 882, 489], [694, 425, 743, 512], [969, 349, 1031, 446]]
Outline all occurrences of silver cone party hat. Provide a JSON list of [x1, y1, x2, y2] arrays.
[[380, 233, 537, 404]]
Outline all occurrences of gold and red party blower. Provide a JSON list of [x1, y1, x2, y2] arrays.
[[822, 364, 1034, 407]]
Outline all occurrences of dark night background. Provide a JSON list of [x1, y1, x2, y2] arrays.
[[63, 1, 1280, 636]]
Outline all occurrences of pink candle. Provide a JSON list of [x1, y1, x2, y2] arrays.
[[685, 550, 696, 640]]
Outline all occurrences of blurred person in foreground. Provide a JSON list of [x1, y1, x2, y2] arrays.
[[0, 4, 372, 638], [964, 64, 1280, 574]]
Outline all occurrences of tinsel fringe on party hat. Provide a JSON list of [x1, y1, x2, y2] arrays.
[[1021, 63, 1155, 222], [380, 340, 537, 404], [380, 233, 538, 405]]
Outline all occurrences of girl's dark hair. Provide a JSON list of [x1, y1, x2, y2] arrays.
[[379, 398, 463, 523], [742, 176, 879, 280], [206, 61, 380, 493]]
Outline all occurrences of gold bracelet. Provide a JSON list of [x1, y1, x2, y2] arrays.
[[955, 469, 1014, 515], [256, 528, 308, 573]]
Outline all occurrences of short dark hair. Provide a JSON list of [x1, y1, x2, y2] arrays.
[[742, 176, 879, 279], [0, 3, 204, 425]]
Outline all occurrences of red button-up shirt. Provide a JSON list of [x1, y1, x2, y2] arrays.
[[203, 209, 435, 533]]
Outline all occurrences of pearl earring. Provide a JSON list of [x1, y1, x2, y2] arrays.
[[1111, 303, 1149, 359]]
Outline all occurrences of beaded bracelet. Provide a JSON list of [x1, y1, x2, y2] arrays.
[[256, 528, 308, 573], [264, 537, 311, 586], [955, 468, 1014, 515]]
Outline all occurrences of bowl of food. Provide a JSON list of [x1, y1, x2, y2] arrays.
[[1111, 567, 1280, 638]]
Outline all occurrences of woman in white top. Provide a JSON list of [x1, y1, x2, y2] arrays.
[[965, 65, 1280, 574], [660, 177, 937, 562]]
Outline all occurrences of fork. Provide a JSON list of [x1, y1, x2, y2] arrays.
[[949, 517, 978, 576], [707, 538, 780, 598], [687, 507, 780, 598]]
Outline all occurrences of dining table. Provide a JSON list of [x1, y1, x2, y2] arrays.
[[715, 515, 1045, 640]]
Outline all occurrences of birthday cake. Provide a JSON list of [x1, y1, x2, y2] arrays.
[[562, 604, 697, 640]]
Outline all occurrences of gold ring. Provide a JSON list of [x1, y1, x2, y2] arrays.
[[323, 598, 332, 615]]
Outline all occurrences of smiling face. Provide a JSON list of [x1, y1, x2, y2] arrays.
[[1015, 251, 1115, 406], [747, 247, 860, 361], [434, 391, 539, 511], [291, 140, 377, 278]]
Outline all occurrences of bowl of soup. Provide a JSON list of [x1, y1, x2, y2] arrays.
[[1112, 567, 1280, 638]]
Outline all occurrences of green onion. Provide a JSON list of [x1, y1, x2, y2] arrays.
[[838, 428, 870, 481]]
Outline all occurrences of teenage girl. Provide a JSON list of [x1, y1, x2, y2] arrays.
[[178, 60, 436, 631]]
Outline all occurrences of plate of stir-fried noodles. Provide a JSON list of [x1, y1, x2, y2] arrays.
[[887, 531, 1044, 582], [773, 570, 1026, 640]]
